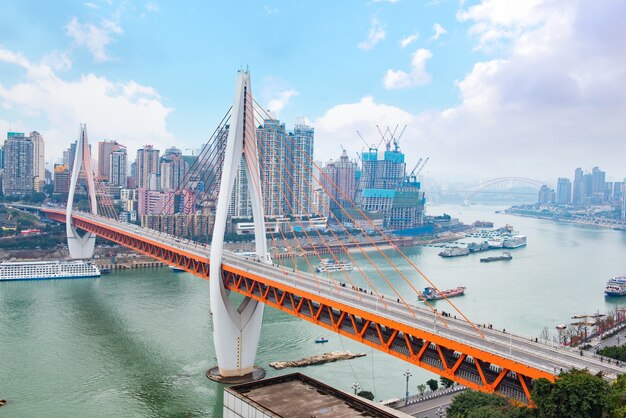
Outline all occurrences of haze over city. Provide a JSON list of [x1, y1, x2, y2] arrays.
[[1, 0, 624, 182]]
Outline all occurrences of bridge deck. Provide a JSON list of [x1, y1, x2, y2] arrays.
[[42, 208, 624, 402]]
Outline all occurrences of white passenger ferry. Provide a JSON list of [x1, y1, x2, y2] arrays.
[[503, 235, 527, 249], [315, 259, 354, 273], [0, 260, 101, 281], [605, 276, 626, 297]]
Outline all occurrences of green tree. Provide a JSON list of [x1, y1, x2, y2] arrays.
[[426, 378, 439, 392], [599, 345, 626, 362], [357, 390, 375, 401], [417, 384, 427, 396], [440, 376, 455, 389], [531, 369, 609, 418], [608, 374, 626, 418], [447, 391, 508, 418]]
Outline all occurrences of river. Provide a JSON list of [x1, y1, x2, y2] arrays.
[[1, 204, 626, 416]]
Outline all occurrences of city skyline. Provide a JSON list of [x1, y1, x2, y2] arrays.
[[1, 1, 625, 182]]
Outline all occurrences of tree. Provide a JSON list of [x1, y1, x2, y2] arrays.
[[357, 390, 375, 401], [426, 378, 439, 392], [447, 391, 508, 418], [417, 384, 427, 396], [531, 369, 609, 418], [440, 376, 455, 389]]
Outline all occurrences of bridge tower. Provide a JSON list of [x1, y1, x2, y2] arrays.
[[66, 124, 98, 259], [209, 70, 271, 378]]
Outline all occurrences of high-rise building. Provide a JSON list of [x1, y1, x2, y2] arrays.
[[160, 147, 188, 191], [289, 123, 314, 215], [53, 164, 71, 193], [538, 185, 556, 204], [556, 177, 572, 205], [257, 118, 289, 217], [322, 150, 358, 209], [572, 167, 583, 205], [2, 132, 34, 196], [591, 166, 606, 203], [98, 140, 122, 181], [136, 145, 160, 190], [621, 181, 626, 222], [614, 182, 624, 202], [109, 147, 128, 187], [30, 131, 45, 192]]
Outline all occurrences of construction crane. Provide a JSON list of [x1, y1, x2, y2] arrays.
[[414, 157, 429, 176]]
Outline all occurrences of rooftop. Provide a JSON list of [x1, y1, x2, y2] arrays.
[[226, 373, 408, 418]]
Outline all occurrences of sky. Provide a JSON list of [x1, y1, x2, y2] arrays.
[[0, 0, 625, 183]]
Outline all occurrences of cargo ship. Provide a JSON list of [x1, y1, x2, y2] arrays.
[[421, 286, 466, 301], [605, 276, 626, 297], [480, 252, 512, 262], [316, 259, 354, 273], [438, 247, 470, 257], [0, 260, 101, 281]]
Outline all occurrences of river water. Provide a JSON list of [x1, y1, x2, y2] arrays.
[[1, 204, 626, 417]]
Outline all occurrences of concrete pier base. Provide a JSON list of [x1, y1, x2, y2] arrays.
[[206, 366, 266, 384]]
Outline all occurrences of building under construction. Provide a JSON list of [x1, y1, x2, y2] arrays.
[[355, 126, 427, 233]]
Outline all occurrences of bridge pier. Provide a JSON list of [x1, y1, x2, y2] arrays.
[[208, 70, 270, 380], [66, 124, 97, 259]]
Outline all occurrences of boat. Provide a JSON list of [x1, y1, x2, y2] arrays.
[[503, 235, 527, 249], [480, 252, 512, 263], [487, 237, 505, 248], [438, 247, 470, 257], [315, 337, 329, 343], [605, 276, 626, 297], [99, 267, 112, 274], [315, 259, 354, 273], [468, 241, 490, 253], [421, 286, 466, 301], [168, 265, 186, 273], [473, 221, 494, 228], [0, 260, 101, 281]]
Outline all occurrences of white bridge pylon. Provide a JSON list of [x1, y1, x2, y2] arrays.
[[209, 70, 272, 377], [66, 124, 98, 259]]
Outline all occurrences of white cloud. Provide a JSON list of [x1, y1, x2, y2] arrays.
[[42, 51, 72, 72], [358, 18, 386, 50], [64, 16, 122, 62], [370, 0, 400, 3], [84, 2, 99, 10], [383, 48, 433, 89], [313, 96, 413, 159], [266, 89, 298, 114], [430, 22, 447, 41], [0, 46, 174, 163], [145, 2, 159, 12], [399, 32, 419, 48], [315, 1, 626, 180]]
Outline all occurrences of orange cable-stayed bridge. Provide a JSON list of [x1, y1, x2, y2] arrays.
[[33, 71, 621, 404]]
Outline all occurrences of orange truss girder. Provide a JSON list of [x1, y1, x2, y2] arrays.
[[45, 209, 550, 403]]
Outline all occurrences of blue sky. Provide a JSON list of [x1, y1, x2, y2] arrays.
[[1, 0, 625, 181]]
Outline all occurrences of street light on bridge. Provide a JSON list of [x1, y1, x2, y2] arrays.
[[404, 369, 412, 405], [351, 381, 361, 396]]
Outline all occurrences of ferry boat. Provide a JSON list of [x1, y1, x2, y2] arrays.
[[503, 235, 527, 249], [168, 265, 186, 273], [421, 286, 466, 301], [438, 247, 469, 257], [605, 276, 626, 297], [315, 259, 354, 273], [487, 237, 505, 248], [480, 252, 512, 263], [0, 260, 101, 281]]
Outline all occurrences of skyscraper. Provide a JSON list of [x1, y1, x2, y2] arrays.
[[257, 118, 289, 216], [556, 177, 572, 205], [160, 147, 188, 191], [2, 132, 34, 196], [591, 166, 606, 203], [322, 150, 357, 209], [136, 145, 160, 190], [98, 140, 121, 181], [572, 167, 583, 205], [538, 185, 556, 204], [109, 147, 128, 187], [289, 123, 314, 215], [30, 131, 45, 192]]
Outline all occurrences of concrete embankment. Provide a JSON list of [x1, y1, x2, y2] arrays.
[[269, 351, 366, 369]]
